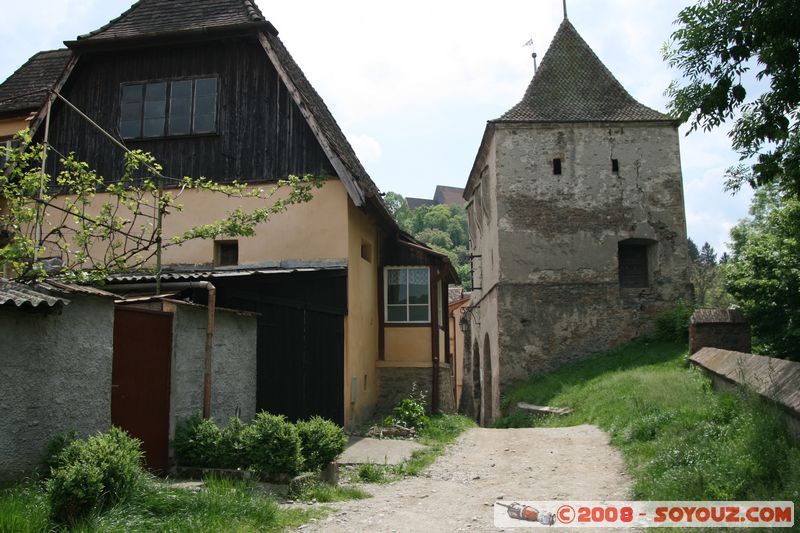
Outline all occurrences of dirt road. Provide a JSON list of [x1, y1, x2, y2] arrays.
[[303, 424, 631, 532]]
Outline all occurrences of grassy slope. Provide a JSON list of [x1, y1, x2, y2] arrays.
[[495, 341, 800, 505]]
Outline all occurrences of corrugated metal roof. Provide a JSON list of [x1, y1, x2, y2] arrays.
[[106, 265, 347, 283], [40, 279, 119, 298], [0, 279, 69, 310]]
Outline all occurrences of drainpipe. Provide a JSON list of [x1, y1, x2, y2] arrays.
[[106, 280, 217, 419]]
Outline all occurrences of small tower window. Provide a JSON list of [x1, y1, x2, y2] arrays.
[[553, 158, 562, 175], [611, 158, 619, 174], [214, 240, 238, 267], [618, 241, 651, 288]]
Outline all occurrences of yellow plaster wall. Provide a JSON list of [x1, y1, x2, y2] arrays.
[[37, 180, 349, 267], [384, 327, 432, 363], [161, 180, 349, 265], [0, 117, 28, 138], [343, 200, 380, 428]]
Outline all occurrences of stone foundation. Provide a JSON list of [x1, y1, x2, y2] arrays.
[[376, 365, 456, 416]]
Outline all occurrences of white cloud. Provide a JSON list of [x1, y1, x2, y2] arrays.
[[347, 133, 383, 163]]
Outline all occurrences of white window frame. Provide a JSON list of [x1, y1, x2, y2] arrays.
[[384, 266, 430, 324]]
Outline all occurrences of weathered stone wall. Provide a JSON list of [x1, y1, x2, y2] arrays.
[[375, 365, 454, 416], [689, 347, 800, 438], [169, 305, 257, 439], [690, 323, 752, 355], [491, 122, 691, 387], [0, 295, 114, 485]]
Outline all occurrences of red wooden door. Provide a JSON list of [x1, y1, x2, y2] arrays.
[[112, 307, 172, 472]]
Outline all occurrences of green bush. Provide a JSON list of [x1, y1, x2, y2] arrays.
[[43, 429, 78, 473], [357, 463, 386, 483], [47, 427, 143, 525], [655, 301, 693, 342], [390, 397, 429, 430], [173, 414, 222, 467], [219, 416, 249, 469], [245, 412, 303, 478], [296, 416, 347, 471]]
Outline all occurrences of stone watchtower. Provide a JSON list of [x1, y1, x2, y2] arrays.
[[462, 18, 691, 424]]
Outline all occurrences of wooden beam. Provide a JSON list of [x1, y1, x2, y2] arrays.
[[256, 33, 365, 207]]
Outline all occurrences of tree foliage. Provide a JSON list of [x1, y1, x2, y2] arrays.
[[386, 192, 471, 289], [726, 185, 800, 359], [0, 131, 320, 283], [664, 0, 800, 196]]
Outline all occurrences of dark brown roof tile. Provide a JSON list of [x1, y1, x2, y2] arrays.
[[497, 20, 670, 123]]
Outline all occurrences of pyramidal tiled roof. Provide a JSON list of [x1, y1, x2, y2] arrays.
[[0, 49, 72, 116], [72, 0, 268, 45], [498, 20, 670, 123]]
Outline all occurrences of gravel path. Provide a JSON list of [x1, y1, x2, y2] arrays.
[[302, 424, 632, 532]]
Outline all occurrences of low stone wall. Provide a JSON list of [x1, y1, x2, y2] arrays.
[[689, 309, 751, 354], [0, 294, 114, 485], [689, 347, 800, 438], [375, 365, 456, 416]]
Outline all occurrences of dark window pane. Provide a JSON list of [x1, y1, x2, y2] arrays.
[[193, 78, 217, 133], [619, 244, 649, 288], [143, 118, 165, 138], [142, 83, 166, 137], [386, 269, 407, 305], [408, 268, 429, 304], [121, 84, 143, 103], [387, 306, 407, 322], [195, 78, 217, 97], [120, 120, 141, 139], [145, 82, 167, 103], [120, 85, 143, 138], [169, 80, 192, 135], [409, 305, 429, 322]]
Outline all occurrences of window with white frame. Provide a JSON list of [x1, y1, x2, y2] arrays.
[[385, 267, 430, 323]]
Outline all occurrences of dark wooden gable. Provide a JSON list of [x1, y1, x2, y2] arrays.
[[44, 37, 335, 184]]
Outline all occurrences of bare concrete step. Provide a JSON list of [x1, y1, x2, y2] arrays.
[[337, 436, 427, 465]]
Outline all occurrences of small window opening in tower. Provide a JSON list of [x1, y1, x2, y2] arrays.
[[553, 158, 562, 175], [612, 158, 619, 174]]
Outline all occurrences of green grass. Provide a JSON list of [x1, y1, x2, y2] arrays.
[[495, 340, 800, 505], [293, 481, 370, 503], [0, 476, 325, 533]]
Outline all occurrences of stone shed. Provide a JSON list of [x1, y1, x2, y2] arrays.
[[689, 308, 751, 355], [114, 297, 258, 470], [0, 279, 117, 485]]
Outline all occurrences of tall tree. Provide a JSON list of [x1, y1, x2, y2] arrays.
[[726, 184, 800, 359], [664, 0, 800, 196]]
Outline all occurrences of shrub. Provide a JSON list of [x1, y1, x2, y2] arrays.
[[43, 430, 78, 473], [173, 414, 222, 467], [655, 301, 693, 342], [357, 463, 386, 483], [296, 416, 347, 471], [47, 427, 143, 525], [244, 412, 303, 478], [219, 416, 249, 469], [393, 398, 429, 429]]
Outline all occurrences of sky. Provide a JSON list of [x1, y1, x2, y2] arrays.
[[0, 0, 756, 254]]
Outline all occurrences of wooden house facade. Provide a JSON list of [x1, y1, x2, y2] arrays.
[[0, 0, 458, 437]]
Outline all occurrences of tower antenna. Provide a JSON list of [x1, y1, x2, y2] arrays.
[[523, 38, 538, 72], [563, 0, 568, 19]]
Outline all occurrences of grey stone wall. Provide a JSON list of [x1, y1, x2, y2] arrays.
[[690, 323, 752, 355], [376, 366, 453, 416], [0, 295, 114, 485], [493, 122, 691, 387], [169, 305, 257, 440]]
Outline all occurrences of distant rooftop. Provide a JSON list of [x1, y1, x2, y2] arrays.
[[407, 185, 465, 210]]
